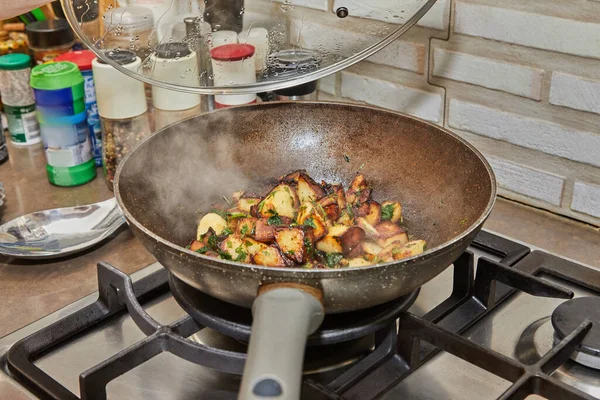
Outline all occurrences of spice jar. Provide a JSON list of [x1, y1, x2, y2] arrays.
[[55, 50, 102, 167], [150, 43, 202, 130], [25, 20, 75, 65], [210, 44, 257, 108], [0, 53, 40, 146], [238, 27, 269, 73], [92, 50, 150, 190], [102, 6, 156, 61], [30, 62, 97, 186]]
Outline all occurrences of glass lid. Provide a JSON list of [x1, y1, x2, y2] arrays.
[[61, 0, 437, 94]]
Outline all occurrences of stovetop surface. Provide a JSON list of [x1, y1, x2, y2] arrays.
[[1, 230, 599, 400]]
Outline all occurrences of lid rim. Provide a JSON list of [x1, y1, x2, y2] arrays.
[[0, 54, 31, 71]]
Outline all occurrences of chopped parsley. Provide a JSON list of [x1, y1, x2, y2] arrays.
[[240, 224, 249, 237], [325, 253, 344, 268], [304, 238, 315, 258], [287, 250, 296, 256], [343, 155, 350, 163], [267, 208, 277, 215], [195, 246, 211, 254], [221, 227, 233, 236], [346, 203, 354, 218], [459, 218, 468, 226], [359, 162, 365, 170], [392, 247, 403, 256], [245, 240, 253, 247], [268, 215, 282, 225], [218, 250, 233, 260], [303, 217, 317, 229], [227, 241, 233, 248], [381, 203, 395, 221], [228, 212, 248, 219], [235, 246, 247, 262], [210, 209, 228, 219], [207, 235, 217, 248], [185, 244, 191, 249]]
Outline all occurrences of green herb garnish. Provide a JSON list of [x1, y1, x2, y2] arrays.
[[245, 240, 253, 247], [346, 204, 354, 218], [287, 250, 296, 255], [185, 244, 191, 249], [325, 253, 344, 268], [235, 246, 247, 261], [240, 224, 249, 237], [268, 215, 282, 225], [210, 209, 228, 219], [392, 247, 402, 255], [227, 241, 233, 248], [218, 251, 233, 260], [228, 212, 248, 219], [195, 246, 211, 254], [222, 227, 233, 236], [459, 218, 468, 226], [207, 235, 217, 248], [303, 217, 317, 229], [304, 238, 315, 258], [381, 203, 395, 221], [343, 155, 350, 163]]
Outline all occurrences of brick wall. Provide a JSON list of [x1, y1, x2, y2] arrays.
[[285, 0, 600, 226]]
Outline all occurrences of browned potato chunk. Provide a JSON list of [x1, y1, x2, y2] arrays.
[[381, 201, 403, 223], [346, 174, 371, 204], [297, 173, 326, 203], [375, 221, 405, 240], [318, 194, 337, 207], [252, 218, 276, 242], [197, 212, 229, 239], [238, 197, 261, 213], [362, 241, 383, 257], [219, 235, 250, 262], [336, 210, 354, 226], [356, 217, 378, 241], [280, 169, 304, 184], [339, 227, 366, 257], [329, 224, 349, 237], [189, 240, 205, 252], [332, 185, 347, 210], [275, 227, 305, 263], [348, 258, 374, 267], [236, 218, 256, 237], [243, 238, 269, 256], [392, 240, 427, 260], [297, 202, 328, 240], [382, 232, 409, 248], [232, 191, 245, 203], [322, 203, 340, 222], [353, 202, 370, 218], [316, 235, 343, 253], [258, 184, 299, 218], [253, 246, 289, 267], [364, 201, 382, 226]]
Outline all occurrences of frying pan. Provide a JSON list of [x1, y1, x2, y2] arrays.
[[114, 101, 496, 399]]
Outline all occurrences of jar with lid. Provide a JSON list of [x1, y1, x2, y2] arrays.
[[92, 50, 151, 190], [102, 6, 156, 61], [0, 53, 41, 146], [25, 20, 75, 65], [266, 50, 320, 101], [210, 44, 257, 108], [150, 43, 202, 130]]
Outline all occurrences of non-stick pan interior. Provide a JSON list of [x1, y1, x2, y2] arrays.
[[117, 102, 494, 253]]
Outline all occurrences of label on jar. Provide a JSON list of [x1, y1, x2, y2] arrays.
[[86, 103, 103, 166], [41, 121, 93, 167], [4, 104, 41, 144]]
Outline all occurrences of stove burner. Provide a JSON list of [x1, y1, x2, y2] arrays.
[[552, 297, 600, 369], [169, 273, 419, 346]]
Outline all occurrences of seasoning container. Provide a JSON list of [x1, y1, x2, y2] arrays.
[[0, 53, 40, 145], [92, 50, 150, 190], [102, 6, 156, 61], [0, 118, 8, 164], [30, 62, 97, 186], [267, 50, 319, 101], [55, 50, 102, 167], [150, 43, 202, 129], [25, 20, 75, 65], [210, 30, 238, 49], [238, 27, 269, 73], [210, 44, 257, 108]]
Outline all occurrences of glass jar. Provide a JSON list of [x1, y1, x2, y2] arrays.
[[25, 20, 75, 65], [102, 5, 156, 61], [101, 114, 150, 187]]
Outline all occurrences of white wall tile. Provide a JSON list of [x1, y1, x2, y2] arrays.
[[487, 157, 565, 205], [448, 99, 600, 168], [318, 74, 336, 95], [433, 48, 544, 99], [571, 182, 600, 218], [454, 2, 600, 59], [341, 71, 443, 123], [274, 0, 328, 11], [550, 72, 600, 115]]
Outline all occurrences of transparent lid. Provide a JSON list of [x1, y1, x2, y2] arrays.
[[61, 0, 437, 94]]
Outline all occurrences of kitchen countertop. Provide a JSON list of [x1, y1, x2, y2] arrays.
[[0, 137, 599, 338]]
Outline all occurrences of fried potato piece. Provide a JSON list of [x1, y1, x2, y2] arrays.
[[197, 212, 228, 239], [340, 226, 366, 257], [382, 232, 409, 248], [329, 224, 350, 237], [237, 197, 261, 213], [275, 227, 305, 263], [189, 240, 205, 252], [381, 201, 403, 223], [337, 209, 354, 226], [322, 203, 340, 222], [356, 217, 378, 241], [375, 221, 405, 240], [392, 240, 427, 260], [364, 201, 382, 226], [348, 258, 374, 267], [297, 173, 326, 203], [219, 235, 251, 262], [297, 202, 328, 240], [258, 184, 299, 218], [362, 241, 383, 257], [253, 246, 290, 267], [236, 218, 256, 237], [346, 174, 371, 205], [316, 235, 343, 254], [243, 237, 269, 256], [252, 218, 276, 242]]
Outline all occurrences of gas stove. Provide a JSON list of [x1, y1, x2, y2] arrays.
[[0, 230, 599, 400]]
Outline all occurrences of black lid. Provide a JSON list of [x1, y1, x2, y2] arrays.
[[26, 19, 75, 49], [97, 50, 138, 66], [154, 42, 192, 59], [265, 50, 320, 97]]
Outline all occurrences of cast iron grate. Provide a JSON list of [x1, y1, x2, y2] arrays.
[[6, 232, 595, 400]]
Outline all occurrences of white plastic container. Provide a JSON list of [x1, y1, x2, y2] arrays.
[[238, 27, 269, 73], [210, 30, 238, 49], [210, 43, 257, 108]]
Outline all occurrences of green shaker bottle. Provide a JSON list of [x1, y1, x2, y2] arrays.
[[30, 62, 96, 186]]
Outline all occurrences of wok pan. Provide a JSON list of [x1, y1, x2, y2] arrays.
[[115, 101, 496, 399]]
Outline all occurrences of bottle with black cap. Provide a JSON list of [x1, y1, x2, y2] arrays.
[[264, 50, 319, 101], [92, 50, 151, 190], [150, 42, 202, 129]]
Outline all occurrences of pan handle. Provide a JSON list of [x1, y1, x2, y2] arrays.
[[239, 284, 325, 400]]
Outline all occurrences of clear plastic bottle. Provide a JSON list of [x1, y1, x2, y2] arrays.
[[102, 6, 156, 61]]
